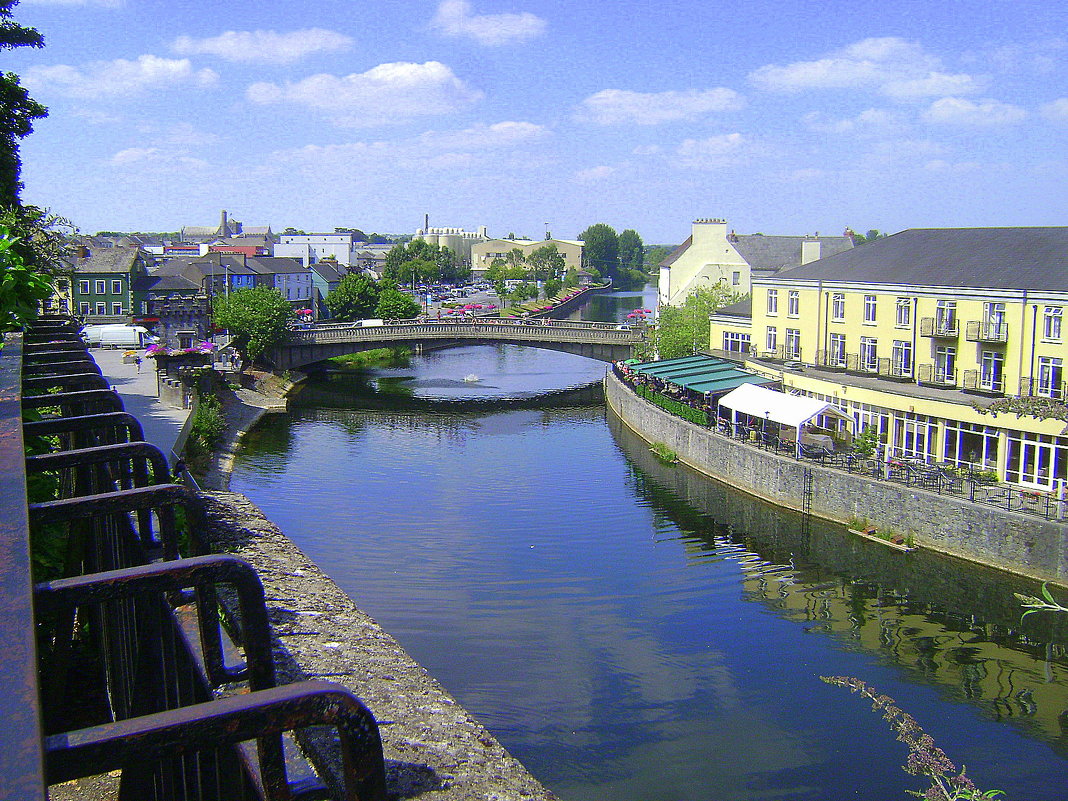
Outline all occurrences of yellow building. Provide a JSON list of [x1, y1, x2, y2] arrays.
[[709, 227, 1068, 490], [469, 237, 584, 278]]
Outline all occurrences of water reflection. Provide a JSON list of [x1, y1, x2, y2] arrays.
[[231, 334, 1068, 801]]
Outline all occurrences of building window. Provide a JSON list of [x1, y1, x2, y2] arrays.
[[79, 302, 90, 315], [1005, 430, 1068, 489], [831, 293, 845, 321], [935, 346, 956, 383], [95, 280, 106, 295], [829, 332, 846, 366], [860, 337, 878, 371], [79, 280, 90, 295], [1044, 306, 1062, 341], [863, 295, 877, 323], [980, 350, 1004, 392], [895, 298, 911, 327], [111, 279, 123, 295], [936, 300, 956, 332], [1038, 357, 1064, 399], [787, 290, 800, 317], [766, 289, 778, 315], [723, 331, 751, 353], [785, 328, 801, 359], [984, 302, 1005, 338], [95, 302, 106, 316], [766, 327, 777, 354], [944, 421, 999, 472], [731, 271, 741, 286], [891, 340, 912, 376]]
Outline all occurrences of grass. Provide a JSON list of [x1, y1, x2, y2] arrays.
[[327, 348, 411, 369], [651, 442, 678, 464]]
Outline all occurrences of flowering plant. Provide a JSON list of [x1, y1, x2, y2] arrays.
[[145, 341, 218, 358]]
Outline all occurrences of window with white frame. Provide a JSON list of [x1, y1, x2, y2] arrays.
[[731, 271, 741, 286], [891, 340, 912, 376], [1038, 356, 1064, 399], [831, 293, 845, 321], [860, 337, 878, 371], [79, 302, 90, 315], [935, 346, 956, 383], [111, 279, 122, 295], [936, 300, 956, 332], [895, 298, 911, 327], [787, 290, 800, 317], [111, 302, 123, 316], [95, 302, 106, 316], [1044, 306, 1062, 341], [723, 331, 751, 353], [829, 332, 846, 366], [863, 295, 877, 323], [980, 350, 1004, 392], [95, 280, 106, 295], [766, 327, 777, 353], [984, 301, 1005, 337], [766, 289, 778, 315], [1005, 430, 1068, 489], [943, 421, 999, 471], [79, 280, 90, 295], [785, 328, 801, 359]]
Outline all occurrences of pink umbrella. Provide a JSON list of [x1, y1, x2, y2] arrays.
[[486, 304, 497, 309], [463, 304, 477, 310]]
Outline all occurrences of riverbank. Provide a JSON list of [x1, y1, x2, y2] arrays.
[[604, 367, 1068, 585], [189, 370, 557, 800]]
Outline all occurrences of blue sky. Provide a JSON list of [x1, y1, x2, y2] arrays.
[[8, 0, 1068, 243]]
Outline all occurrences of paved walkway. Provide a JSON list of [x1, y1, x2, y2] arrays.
[[90, 348, 191, 460]]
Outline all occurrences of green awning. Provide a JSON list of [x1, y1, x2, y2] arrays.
[[628, 355, 774, 396]]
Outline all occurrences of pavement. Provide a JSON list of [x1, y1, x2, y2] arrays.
[[89, 347, 191, 460]]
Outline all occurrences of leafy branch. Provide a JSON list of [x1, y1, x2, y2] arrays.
[[1015, 582, 1068, 618]]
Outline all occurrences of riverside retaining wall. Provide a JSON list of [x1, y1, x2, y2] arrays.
[[605, 369, 1068, 583]]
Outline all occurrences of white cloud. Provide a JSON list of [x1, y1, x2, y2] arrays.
[[271, 120, 547, 173], [573, 166, 617, 183], [674, 133, 754, 169], [802, 108, 902, 135], [246, 61, 482, 126], [24, 55, 218, 99], [172, 29, 353, 65], [922, 97, 1026, 125], [575, 88, 743, 125], [107, 147, 208, 170], [1041, 98, 1068, 123], [749, 37, 981, 100], [430, 0, 546, 46]]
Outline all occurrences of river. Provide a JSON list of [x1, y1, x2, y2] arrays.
[[231, 290, 1068, 801]]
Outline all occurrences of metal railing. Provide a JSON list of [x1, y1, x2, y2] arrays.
[[965, 320, 1009, 343], [1019, 377, 1067, 401], [919, 317, 959, 338], [962, 369, 1005, 394], [916, 364, 957, 387], [4, 317, 388, 800]]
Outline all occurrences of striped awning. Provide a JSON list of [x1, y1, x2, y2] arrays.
[[628, 355, 774, 395]]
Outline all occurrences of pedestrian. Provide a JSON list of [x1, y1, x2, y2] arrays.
[[135, 355, 142, 372]]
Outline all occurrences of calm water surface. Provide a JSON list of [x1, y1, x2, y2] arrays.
[[232, 292, 1068, 801]]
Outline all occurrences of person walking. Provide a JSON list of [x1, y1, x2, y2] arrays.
[[135, 355, 142, 372]]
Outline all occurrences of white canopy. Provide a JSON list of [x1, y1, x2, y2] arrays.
[[717, 383, 852, 429]]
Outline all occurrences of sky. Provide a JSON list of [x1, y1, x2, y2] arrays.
[[7, 0, 1068, 244]]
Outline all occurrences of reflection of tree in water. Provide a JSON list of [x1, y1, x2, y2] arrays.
[[231, 413, 295, 476], [610, 409, 1068, 754]]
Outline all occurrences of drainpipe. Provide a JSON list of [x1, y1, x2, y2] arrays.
[[815, 281, 823, 366], [1028, 301, 1037, 396]]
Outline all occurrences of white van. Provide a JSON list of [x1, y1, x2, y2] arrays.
[[81, 324, 159, 349]]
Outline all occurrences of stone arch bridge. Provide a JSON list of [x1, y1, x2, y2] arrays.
[[267, 319, 645, 370]]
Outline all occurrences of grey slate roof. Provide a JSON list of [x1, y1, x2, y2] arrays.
[[773, 227, 1068, 290], [714, 297, 752, 317], [659, 236, 691, 268], [248, 257, 306, 274], [72, 245, 143, 274], [134, 274, 201, 294], [310, 262, 347, 283], [732, 235, 854, 274]]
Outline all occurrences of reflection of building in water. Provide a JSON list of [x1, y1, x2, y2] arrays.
[[706, 539, 1068, 743]]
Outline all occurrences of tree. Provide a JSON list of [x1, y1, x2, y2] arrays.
[[652, 283, 746, 359], [0, 225, 52, 332], [374, 286, 420, 319], [579, 223, 619, 282], [281, 227, 306, 236], [212, 286, 294, 364], [852, 228, 888, 245], [0, 0, 46, 211], [618, 230, 644, 273], [527, 244, 565, 285], [325, 273, 379, 321]]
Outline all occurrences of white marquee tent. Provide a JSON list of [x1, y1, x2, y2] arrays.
[[717, 383, 853, 457]]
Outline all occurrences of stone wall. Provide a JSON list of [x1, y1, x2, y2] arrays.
[[605, 370, 1068, 582]]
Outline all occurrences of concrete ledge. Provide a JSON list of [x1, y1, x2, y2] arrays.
[[193, 490, 557, 801]]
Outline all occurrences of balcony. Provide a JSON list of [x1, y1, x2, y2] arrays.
[[917, 364, 958, 387], [962, 369, 1005, 395], [965, 320, 1008, 343], [843, 353, 888, 376], [919, 317, 958, 338], [814, 349, 847, 370], [1019, 377, 1067, 401]]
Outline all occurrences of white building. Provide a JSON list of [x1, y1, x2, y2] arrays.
[[412, 226, 489, 263], [275, 233, 360, 267]]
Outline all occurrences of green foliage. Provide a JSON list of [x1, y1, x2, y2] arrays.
[[527, 244, 565, 283], [652, 284, 746, 359], [852, 228, 888, 245], [212, 286, 294, 363], [563, 267, 580, 287], [644, 244, 674, 270], [0, 0, 47, 209], [374, 286, 420, 319], [635, 384, 709, 426], [853, 426, 881, 456], [651, 442, 678, 464], [973, 395, 1068, 430], [382, 239, 467, 285], [543, 277, 563, 298], [1016, 582, 1068, 619], [0, 225, 53, 332], [579, 223, 619, 281], [326, 273, 380, 321]]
